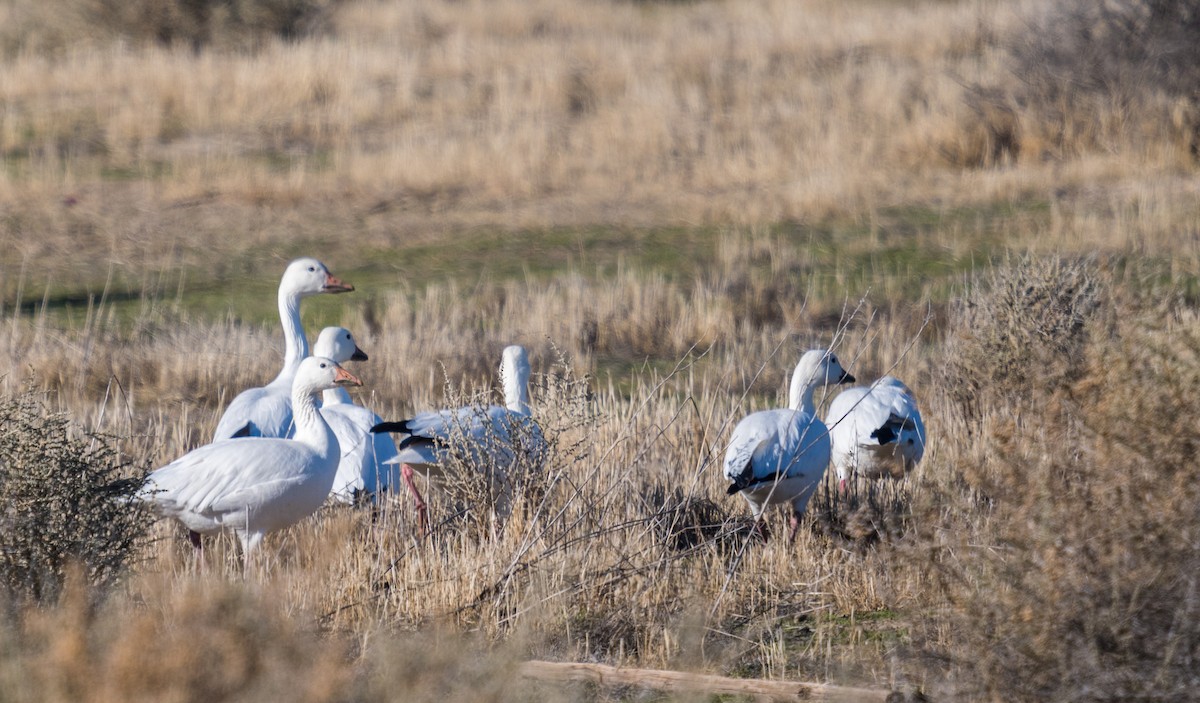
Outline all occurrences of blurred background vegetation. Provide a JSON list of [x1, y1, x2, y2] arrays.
[[0, 0, 1198, 700]]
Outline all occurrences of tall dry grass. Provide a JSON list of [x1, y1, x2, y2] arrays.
[[5, 237, 1199, 700], [1, 0, 1199, 700], [0, 0, 1195, 251]]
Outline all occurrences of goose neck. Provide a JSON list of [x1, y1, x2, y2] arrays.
[[787, 367, 818, 414], [322, 387, 354, 406], [278, 289, 309, 379], [502, 368, 530, 415], [291, 387, 334, 454]]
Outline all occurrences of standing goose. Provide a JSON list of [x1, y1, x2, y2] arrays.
[[372, 345, 546, 533], [723, 349, 855, 541], [140, 356, 362, 559], [311, 326, 400, 503], [212, 257, 353, 441], [827, 376, 925, 491]]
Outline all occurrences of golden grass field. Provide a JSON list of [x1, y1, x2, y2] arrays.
[[1, 0, 1199, 700]]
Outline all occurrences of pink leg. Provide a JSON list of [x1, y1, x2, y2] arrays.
[[401, 463, 429, 536], [838, 477, 847, 495], [788, 510, 801, 543]]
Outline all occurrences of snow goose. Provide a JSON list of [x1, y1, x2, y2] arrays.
[[311, 326, 400, 504], [827, 376, 925, 491], [371, 345, 547, 533], [212, 257, 354, 441], [723, 349, 855, 541], [141, 356, 362, 560]]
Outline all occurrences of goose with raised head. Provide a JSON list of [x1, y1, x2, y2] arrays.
[[212, 257, 353, 441], [827, 376, 925, 491], [311, 326, 400, 504], [141, 356, 362, 559], [723, 349, 855, 541], [372, 345, 546, 533]]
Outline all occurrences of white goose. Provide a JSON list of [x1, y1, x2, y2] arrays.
[[311, 326, 400, 504], [827, 376, 925, 491], [140, 356, 361, 557], [212, 257, 353, 441], [371, 345, 547, 532], [723, 349, 855, 541]]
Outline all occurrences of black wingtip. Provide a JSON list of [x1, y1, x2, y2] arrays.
[[870, 425, 898, 445], [726, 482, 742, 496], [371, 420, 411, 434], [231, 422, 254, 438], [397, 434, 432, 451]]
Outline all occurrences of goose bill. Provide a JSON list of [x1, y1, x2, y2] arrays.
[[323, 274, 354, 293], [334, 367, 363, 387]]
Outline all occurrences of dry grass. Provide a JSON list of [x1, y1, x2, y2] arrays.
[[0, 0, 1199, 700], [7, 249, 1198, 700]]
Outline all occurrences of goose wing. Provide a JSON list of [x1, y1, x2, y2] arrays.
[[213, 387, 293, 441], [375, 405, 543, 472], [871, 386, 925, 463], [723, 411, 782, 493], [725, 408, 831, 494], [141, 438, 316, 518], [828, 381, 925, 478]]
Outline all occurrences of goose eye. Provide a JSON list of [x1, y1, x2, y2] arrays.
[[830, 355, 838, 364], [307, 266, 316, 272], [320, 362, 328, 368]]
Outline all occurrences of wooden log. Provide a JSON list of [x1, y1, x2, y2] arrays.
[[517, 659, 896, 702]]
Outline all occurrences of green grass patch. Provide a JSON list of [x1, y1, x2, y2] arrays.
[[4, 197, 1058, 334]]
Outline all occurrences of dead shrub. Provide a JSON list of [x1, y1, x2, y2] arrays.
[[1008, 0, 1200, 159], [0, 391, 152, 608], [642, 484, 743, 554], [2, 0, 342, 54], [938, 254, 1103, 422], [810, 476, 912, 551], [942, 88, 1020, 168], [908, 274, 1200, 701]]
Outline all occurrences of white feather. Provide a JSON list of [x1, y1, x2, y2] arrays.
[[827, 376, 926, 482], [142, 356, 358, 552], [212, 258, 352, 440]]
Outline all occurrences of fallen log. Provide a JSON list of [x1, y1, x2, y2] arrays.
[[518, 659, 898, 702]]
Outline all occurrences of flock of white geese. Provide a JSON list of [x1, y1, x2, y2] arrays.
[[136, 257, 926, 560]]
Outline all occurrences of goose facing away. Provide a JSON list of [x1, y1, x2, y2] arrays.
[[372, 345, 547, 533], [311, 326, 400, 504], [723, 349, 855, 541], [212, 258, 354, 441], [141, 356, 362, 557], [827, 376, 925, 491]]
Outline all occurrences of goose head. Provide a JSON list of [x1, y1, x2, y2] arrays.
[[313, 326, 369, 364], [280, 257, 354, 298], [795, 349, 855, 387], [788, 349, 855, 411], [294, 356, 363, 396]]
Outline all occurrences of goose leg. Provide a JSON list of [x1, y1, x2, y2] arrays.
[[239, 532, 263, 579], [751, 515, 771, 542], [401, 463, 429, 535], [788, 508, 802, 543]]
